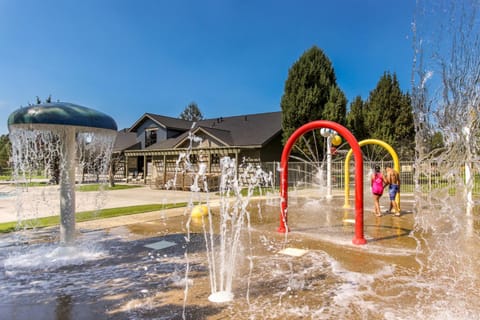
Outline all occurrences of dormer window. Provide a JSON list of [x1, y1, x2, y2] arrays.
[[145, 128, 157, 147]]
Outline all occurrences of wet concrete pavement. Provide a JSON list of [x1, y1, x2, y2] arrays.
[[0, 186, 423, 319]]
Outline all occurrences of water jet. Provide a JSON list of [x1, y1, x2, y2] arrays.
[[8, 102, 117, 245]]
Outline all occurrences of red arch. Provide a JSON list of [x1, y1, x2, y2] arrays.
[[278, 120, 366, 245]]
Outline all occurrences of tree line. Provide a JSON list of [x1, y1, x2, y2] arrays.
[[281, 45, 423, 160], [184, 45, 421, 160]]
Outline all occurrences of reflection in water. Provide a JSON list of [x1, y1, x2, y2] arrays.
[[55, 295, 72, 320]]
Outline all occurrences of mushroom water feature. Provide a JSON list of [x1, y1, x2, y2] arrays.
[[7, 102, 117, 246]]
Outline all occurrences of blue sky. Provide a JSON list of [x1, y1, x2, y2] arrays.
[[0, 0, 416, 134]]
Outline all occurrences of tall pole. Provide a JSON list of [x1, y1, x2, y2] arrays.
[[463, 126, 473, 217], [60, 127, 76, 246], [463, 125, 474, 237], [326, 135, 333, 199]]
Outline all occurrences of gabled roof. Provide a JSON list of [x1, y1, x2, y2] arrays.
[[113, 129, 140, 152], [172, 126, 234, 148], [131, 111, 282, 152], [196, 126, 234, 145], [196, 111, 281, 146], [145, 134, 182, 150], [129, 113, 193, 132]]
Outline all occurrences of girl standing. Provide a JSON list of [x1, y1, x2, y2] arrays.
[[371, 165, 385, 217]]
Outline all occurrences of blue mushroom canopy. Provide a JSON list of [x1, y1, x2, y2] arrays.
[[8, 102, 117, 132]]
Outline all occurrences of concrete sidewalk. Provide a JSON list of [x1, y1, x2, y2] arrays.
[[0, 185, 219, 224]]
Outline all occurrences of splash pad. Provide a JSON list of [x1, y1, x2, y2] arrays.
[[9, 176, 478, 319], [1, 150, 480, 318], [0, 190, 424, 319], [3, 104, 480, 318], [4, 1, 480, 313]]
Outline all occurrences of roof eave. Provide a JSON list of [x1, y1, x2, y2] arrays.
[[128, 113, 167, 132]]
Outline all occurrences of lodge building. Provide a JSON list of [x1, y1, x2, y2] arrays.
[[112, 111, 282, 190]]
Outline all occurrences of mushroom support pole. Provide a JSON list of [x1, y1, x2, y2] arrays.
[[278, 120, 366, 245], [60, 127, 76, 246]]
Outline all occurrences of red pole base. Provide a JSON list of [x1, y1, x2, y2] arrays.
[[352, 237, 367, 245], [277, 226, 290, 233]]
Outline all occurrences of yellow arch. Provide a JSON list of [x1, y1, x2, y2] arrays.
[[343, 139, 400, 209]]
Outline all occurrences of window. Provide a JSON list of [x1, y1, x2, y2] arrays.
[[145, 128, 157, 147], [211, 153, 220, 164], [189, 154, 198, 164]]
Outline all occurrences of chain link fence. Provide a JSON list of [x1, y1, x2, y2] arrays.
[[256, 160, 480, 195]]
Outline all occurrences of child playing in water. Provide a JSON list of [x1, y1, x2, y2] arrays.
[[371, 165, 384, 217], [384, 164, 401, 216]]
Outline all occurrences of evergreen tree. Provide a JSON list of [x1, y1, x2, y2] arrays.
[[393, 93, 415, 159], [363, 72, 415, 159], [428, 131, 445, 157], [323, 86, 347, 125], [346, 96, 367, 141], [179, 102, 204, 121], [280, 46, 346, 145], [430, 131, 444, 150]]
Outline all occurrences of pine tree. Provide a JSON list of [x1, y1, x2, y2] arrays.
[[323, 86, 347, 125], [179, 102, 204, 121], [363, 72, 414, 159], [346, 96, 367, 141], [393, 93, 415, 159], [280, 46, 346, 145]]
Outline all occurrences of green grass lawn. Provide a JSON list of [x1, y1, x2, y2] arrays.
[[0, 202, 188, 234], [0, 174, 45, 181], [76, 184, 142, 192], [0, 181, 142, 190]]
